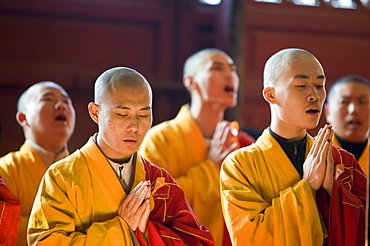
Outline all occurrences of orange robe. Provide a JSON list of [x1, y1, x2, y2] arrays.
[[0, 175, 21, 246], [221, 129, 367, 245], [0, 142, 47, 246], [139, 105, 254, 246], [28, 137, 214, 245]]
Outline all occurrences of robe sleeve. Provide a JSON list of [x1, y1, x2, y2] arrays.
[[220, 150, 325, 246], [28, 168, 135, 246], [316, 146, 367, 246], [0, 176, 21, 246]]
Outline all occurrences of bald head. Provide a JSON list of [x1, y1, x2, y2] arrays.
[[183, 48, 230, 78], [17, 81, 69, 113], [263, 48, 320, 88], [94, 67, 152, 105]]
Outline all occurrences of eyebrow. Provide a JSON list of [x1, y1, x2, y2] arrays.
[[41, 92, 70, 99], [212, 61, 236, 68], [116, 106, 152, 111], [294, 74, 326, 80]]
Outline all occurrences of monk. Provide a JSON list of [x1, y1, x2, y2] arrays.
[[0, 81, 76, 246], [220, 48, 367, 246], [28, 67, 214, 245], [140, 48, 254, 246], [0, 175, 21, 246], [324, 75, 369, 174]]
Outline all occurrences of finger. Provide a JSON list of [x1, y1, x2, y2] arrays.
[[126, 181, 148, 209], [314, 125, 331, 156], [214, 121, 228, 142], [134, 182, 150, 203], [213, 121, 225, 137], [122, 181, 143, 206], [138, 198, 151, 232], [219, 125, 231, 146]]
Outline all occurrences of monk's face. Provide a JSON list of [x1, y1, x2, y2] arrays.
[[325, 81, 369, 142], [23, 83, 76, 144], [192, 51, 239, 108], [272, 55, 326, 132], [94, 81, 152, 160]]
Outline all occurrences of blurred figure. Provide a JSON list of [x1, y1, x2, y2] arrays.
[[324, 75, 369, 174], [140, 48, 255, 246], [0, 81, 76, 245], [28, 67, 214, 245], [221, 48, 367, 245], [0, 175, 20, 246]]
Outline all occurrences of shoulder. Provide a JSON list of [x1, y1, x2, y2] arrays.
[[47, 149, 87, 179], [331, 145, 357, 166], [146, 119, 178, 137], [140, 156, 177, 183]]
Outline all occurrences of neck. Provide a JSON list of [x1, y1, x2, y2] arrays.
[[189, 101, 225, 138], [270, 120, 307, 141], [27, 135, 67, 153]]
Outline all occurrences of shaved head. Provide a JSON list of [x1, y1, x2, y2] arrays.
[[263, 48, 320, 88], [183, 48, 230, 78], [94, 67, 152, 105]]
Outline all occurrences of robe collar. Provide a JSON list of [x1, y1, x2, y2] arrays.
[[268, 128, 307, 177], [173, 104, 208, 162], [334, 134, 367, 160], [80, 136, 146, 210], [26, 139, 69, 168], [256, 129, 314, 187]]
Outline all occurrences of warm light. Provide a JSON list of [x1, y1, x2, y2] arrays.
[[199, 0, 222, 5]]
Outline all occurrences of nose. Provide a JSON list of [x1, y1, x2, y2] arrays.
[[126, 116, 139, 133], [55, 100, 67, 110], [308, 86, 320, 101], [348, 102, 359, 114]]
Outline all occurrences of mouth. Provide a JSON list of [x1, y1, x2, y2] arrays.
[[306, 108, 320, 115], [347, 119, 361, 127], [123, 138, 138, 144], [224, 85, 235, 93], [55, 113, 67, 122]]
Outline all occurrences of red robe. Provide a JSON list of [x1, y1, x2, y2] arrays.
[[0, 176, 21, 246], [134, 157, 215, 245], [316, 146, 367, 246]]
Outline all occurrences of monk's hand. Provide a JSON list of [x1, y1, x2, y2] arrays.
[[207, 121, 239, 168], [118, 181, 150, 231], [303, 125, 332, 191], [138, 184, 151, 233], [322, 128, 334, 196]]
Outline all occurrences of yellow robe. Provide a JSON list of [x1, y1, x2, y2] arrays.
[[221, 129, 366, 246], [139, 105, 224, 246], [28, 137, 214, 245], [0, 142, 47, 246], [332, 135, 368, 175]]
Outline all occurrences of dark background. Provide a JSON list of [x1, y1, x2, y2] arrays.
[[0, 0, 369, 155]]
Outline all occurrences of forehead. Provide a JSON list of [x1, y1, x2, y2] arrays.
[[201, 51, 233, 66], [105, 82, 152, 105], [287, 55, 323, 75], [31, 84, 69, 98], [334, 81, 370, 96]]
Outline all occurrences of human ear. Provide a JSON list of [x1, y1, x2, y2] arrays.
[[263, 87, 276, 104], [183, 76, 198, 91], [88, 102, 99, 124], [16, 112, 28, 127]]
